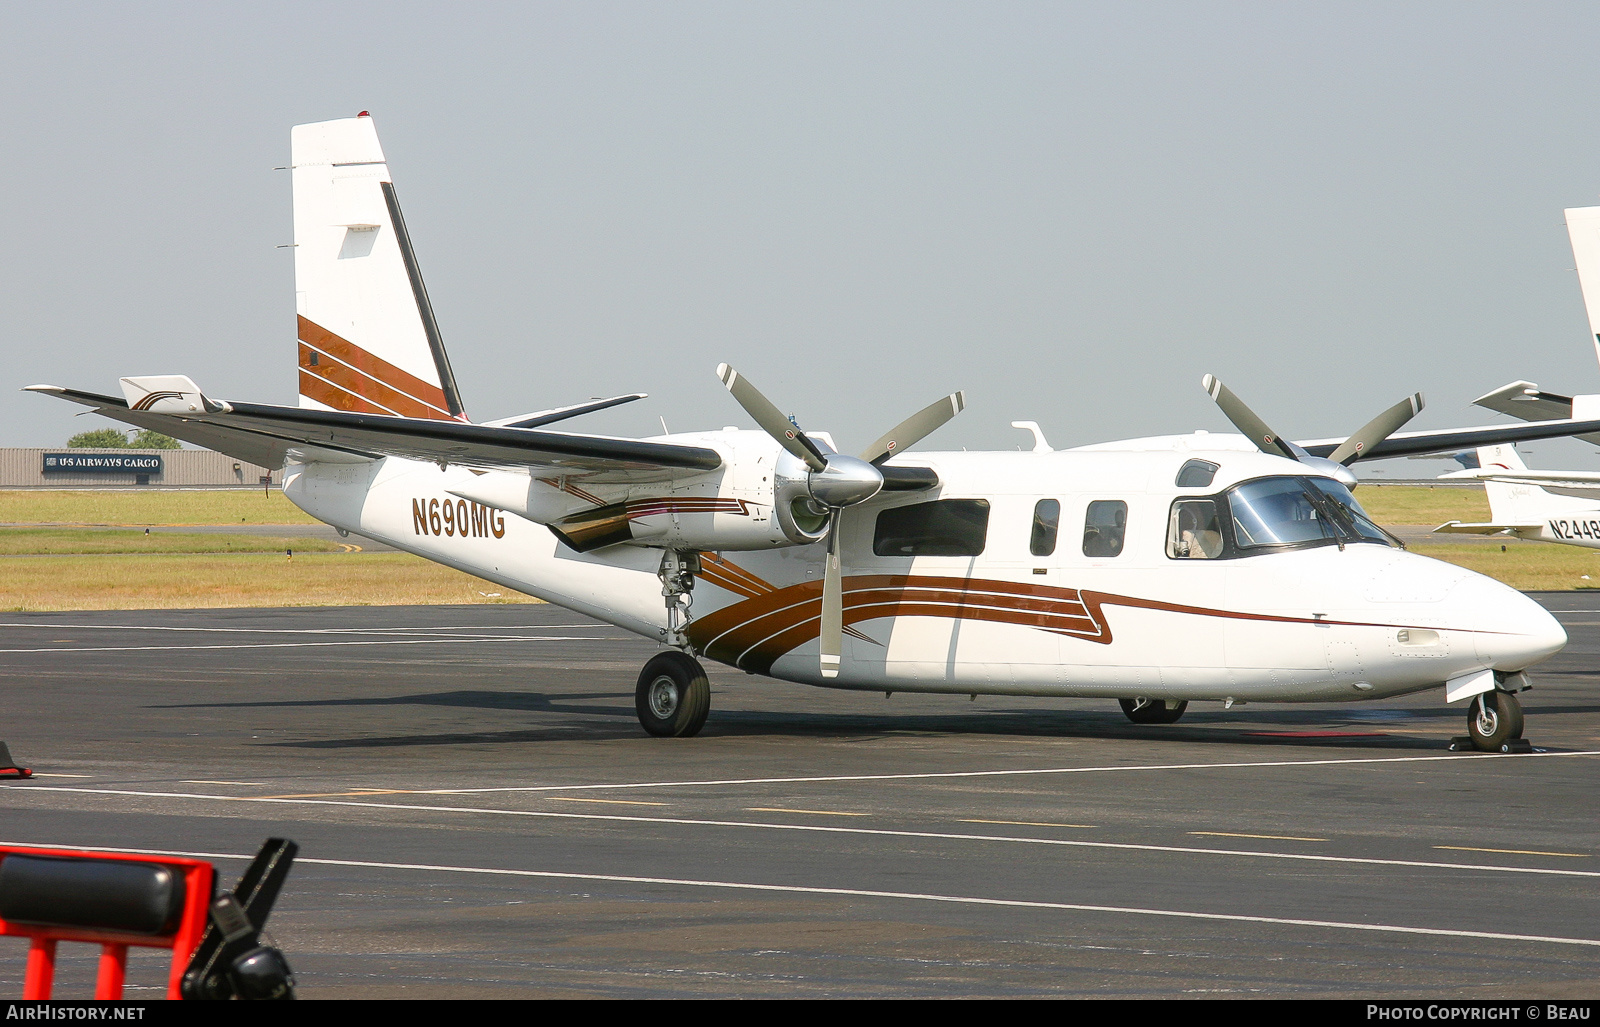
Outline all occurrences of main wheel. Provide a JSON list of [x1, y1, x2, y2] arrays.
[[1467, 690, 1524, 752], [1119, 697, 1188, 724], [635, 652, 711, 738]]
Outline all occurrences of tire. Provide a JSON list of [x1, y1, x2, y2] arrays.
[[1118, 697, 1188, 725], [1467, 690, 1524, 752], [635, 652, 711, 738]]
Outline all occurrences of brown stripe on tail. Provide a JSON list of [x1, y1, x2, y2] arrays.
[[297, 316, 456, 420]]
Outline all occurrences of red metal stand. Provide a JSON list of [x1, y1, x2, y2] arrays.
[[0, 845, 214, 999]]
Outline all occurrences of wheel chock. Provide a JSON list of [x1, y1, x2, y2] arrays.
[[0, 742, 31, 780], [1447, 736, 1535, 754]]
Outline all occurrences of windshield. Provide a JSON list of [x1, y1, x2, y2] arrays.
[[1228, 477, 1339, 548], [1306, 478, 1396, 546], [1223, 476, 1398, 553]]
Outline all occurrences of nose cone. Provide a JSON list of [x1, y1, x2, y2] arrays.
[[808, 454, 884, 507], [1449, 573, 1567, 671]]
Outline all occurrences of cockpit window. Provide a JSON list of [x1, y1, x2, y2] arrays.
[[1228, 477, 1339, 549], [1168, 475, 1399, 559], [1168, 499, 1223, 559], [1306, 478, 1394, 545]]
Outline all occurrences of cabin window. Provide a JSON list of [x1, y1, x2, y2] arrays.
[[873, 499, 991, 557], [1082, 500, 1127, 557], [1030, 499, 1060, 556], [1175, 459, 1220, 488], [1168, 499, 1223, 559]]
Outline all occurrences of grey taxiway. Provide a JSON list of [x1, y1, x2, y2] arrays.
[[0, 599, 1596, 998]]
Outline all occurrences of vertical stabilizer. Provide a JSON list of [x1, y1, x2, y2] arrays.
[[1564, 205, 1600, 373], [1474, 443, 1526, 473], [291, 115, 466, 421]]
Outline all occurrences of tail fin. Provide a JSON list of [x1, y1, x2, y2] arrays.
[[1565, 205, 1600, 374], [1474, 443, 1526, 473], [291, 115, 467, 421]]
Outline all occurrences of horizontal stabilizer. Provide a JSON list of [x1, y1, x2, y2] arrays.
[[118, 375, 227, 415], [481, 394, 648, 429], [1449, 469, 1600, 485], [1433, 521, 1540, 535], [1472, 380, 1574, 422]]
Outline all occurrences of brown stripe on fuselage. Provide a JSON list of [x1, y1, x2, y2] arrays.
[[686, 572, 1479, 676], [699, 553, 776, 596], [297, 316, 454, 420]]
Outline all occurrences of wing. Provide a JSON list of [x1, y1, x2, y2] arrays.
[[27, 385, 721, 484], [1296, 417, 1600, 462]]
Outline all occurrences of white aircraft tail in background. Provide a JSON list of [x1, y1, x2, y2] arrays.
[[1436, 443, 1600, 546], [1472, 204, 1600, 439]]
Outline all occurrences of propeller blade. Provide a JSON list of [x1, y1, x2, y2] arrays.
[[1201, 374, 1299, 460], [859, 391, 967, 464], [715, 363, 827, 471], [820, 509, 843, 679], [1327, 392, 1426, 465]]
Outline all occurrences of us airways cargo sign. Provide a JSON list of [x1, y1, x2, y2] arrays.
[[413, 497, 506, 539], [42, 453, 163, 474]]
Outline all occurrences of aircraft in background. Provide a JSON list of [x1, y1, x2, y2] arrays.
[[30, 115, 1600, 752], [1438, 204, 1600, 547]]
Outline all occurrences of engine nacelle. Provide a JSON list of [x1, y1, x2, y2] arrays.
[[549, 450, 828, 553]]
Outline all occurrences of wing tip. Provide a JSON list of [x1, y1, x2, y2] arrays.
[[715, 363, 735, 388]]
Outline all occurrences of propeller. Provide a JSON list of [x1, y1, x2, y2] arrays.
[[1200, 373, 1424, 483], [716, 363, 965, 678]]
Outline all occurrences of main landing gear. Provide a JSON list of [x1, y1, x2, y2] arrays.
[[1451, 690, 1529, 754], [636, 651, 710, 737], [636, 548, 710, 737], [1119, 697, 1188, 724]]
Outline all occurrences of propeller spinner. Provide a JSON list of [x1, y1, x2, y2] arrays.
[[715, 364, 965, 678], [1200, 373, 1424, 484]]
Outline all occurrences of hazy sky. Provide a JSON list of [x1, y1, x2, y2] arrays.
[[7, 2, 1600, 473]]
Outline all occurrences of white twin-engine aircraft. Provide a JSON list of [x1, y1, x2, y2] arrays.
[[28, 115, 1600, 753]]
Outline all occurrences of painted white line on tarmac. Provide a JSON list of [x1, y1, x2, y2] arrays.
[[415, 749, 1600, 795], [0, 635, 609, 654], [16, 787, 1600, 881], [3, 839, 1595, 951]]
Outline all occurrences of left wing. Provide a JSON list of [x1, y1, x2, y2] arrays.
[[27, 383, 721, 484]]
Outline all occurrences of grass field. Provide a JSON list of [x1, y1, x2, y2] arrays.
[[0, 552, 535, 611], [0, 485, 1486, 527], [0, 490, 315, 525], [0, 484, 1580, 609], [1407, 541, 1600, 591], [0, 529, 343, 555], [1355, 484, 1490, 524]]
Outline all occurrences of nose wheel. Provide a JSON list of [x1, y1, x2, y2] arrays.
[[1462, 690, 1525, 753], [635, 651, 711, 737], [1119, 697, 1188, 724]]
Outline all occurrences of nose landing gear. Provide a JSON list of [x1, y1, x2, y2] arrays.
[[1453, 690, 1529, 753]]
